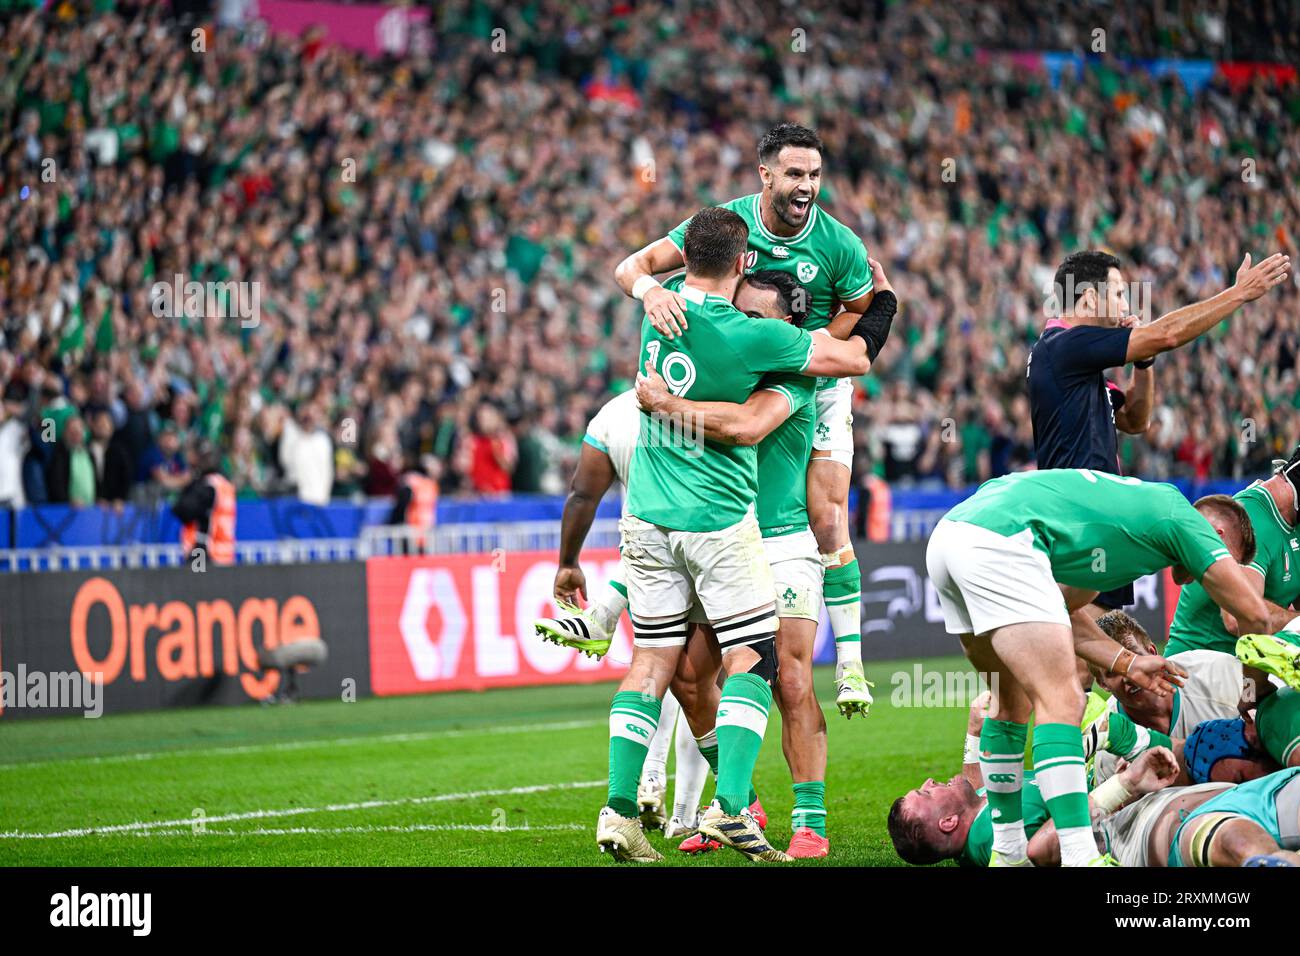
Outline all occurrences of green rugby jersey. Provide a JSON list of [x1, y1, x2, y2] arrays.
[[1257, 687, 1300, 767], [755, 371, 816, 538], [943, 470, 1232, 592], [1166, 482, 1300, 657], [960, 772, 1050, 867], [667, 194, 872, 389], [625, 281, 814, 532]]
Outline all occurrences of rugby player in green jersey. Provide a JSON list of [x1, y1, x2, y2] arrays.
[[926, 468, 1270, 866], [1167, 445, 1300, 658], [615, 124, 893, 719], [596, 207, 883, 863], [635, 260, 897, 858], [887, 689, 1181, 866]]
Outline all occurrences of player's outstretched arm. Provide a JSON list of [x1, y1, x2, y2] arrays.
[[1026, 747, 1180, 867], [614, 237, 689, 337], [635, 361, 791, 446], [1219, 569, 1295, 635], [1126, 252, 1291, 363], [555, 444, 617, 603], [1069, 607, 1187, 697], [804, 332, 871, 378], [962, 689, 992, 790], [1200, 558, 1270, 636]]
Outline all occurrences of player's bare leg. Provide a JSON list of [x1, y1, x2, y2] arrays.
[[808, 455, 871, 718], [774, 615, 829, 857]]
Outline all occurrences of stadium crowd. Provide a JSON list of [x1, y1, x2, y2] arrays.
[[0, 0, 1298, 511]]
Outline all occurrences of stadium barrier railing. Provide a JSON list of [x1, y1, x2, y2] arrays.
[[0, 518, 625, 573]]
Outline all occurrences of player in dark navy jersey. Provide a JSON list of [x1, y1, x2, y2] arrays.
[[1029, 248, 1291, 614]]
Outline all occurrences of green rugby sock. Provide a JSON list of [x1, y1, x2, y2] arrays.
[[715, 673, 771, 815], [1033, 722, 1094, 866], [979, 717, 1028, 860], [792, 781, 827, 836], [607, 690, 661, 817], [823, 559, 862, 667]]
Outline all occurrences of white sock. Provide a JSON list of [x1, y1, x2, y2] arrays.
[[991, 820, 1028, 862], [585, 568, 630, 638], [671, 711, 710, 822], [1057, 826, 1100, 867], [642, 689, 678, 779]]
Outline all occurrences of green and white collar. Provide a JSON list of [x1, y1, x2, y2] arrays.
[[751, 193, 818, 245]]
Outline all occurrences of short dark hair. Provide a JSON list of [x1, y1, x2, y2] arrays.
[[758, 123, 823, 166], [1053, 250, 1122, 312], [1194, 494, 1257, 567], [745, 269, 809, 327], [1095, 610, 1150, 653], [682, 207, 748, 279], [886, 796, 944, 865]]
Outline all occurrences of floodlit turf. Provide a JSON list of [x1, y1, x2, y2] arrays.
[[0, 657, 978, 866]]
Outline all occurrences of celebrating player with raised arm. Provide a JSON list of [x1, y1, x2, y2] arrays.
[[1030, 249, 1291, 622], [596, 207, 877, 863], [925, 469, 1270, 867], [635, 262, 896, 858], [614, 123, 895, 718]]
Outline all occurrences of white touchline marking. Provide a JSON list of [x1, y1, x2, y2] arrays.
[[123, 823, 588, 837], [0, 718, 605, 772], [0, 779, 607, 840]]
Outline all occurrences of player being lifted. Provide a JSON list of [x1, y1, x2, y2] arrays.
[[595, 207, 883, 862], [635, 259, 898, 858], [613, 123, 891, 719], [926, 468, 1271, 866]]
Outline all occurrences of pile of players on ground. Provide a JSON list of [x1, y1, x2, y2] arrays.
[[890, 458, 1300, 868], [530, 119, 1299, 867]]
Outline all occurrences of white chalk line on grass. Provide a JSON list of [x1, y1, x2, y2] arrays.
[[0, 718, 605, 772], [128, 823, 587, 837], [0, 779, 606, 840]]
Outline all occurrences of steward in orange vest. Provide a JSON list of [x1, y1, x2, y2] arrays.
[[175, 443, 236, 565], [389, 455, 440, 553]]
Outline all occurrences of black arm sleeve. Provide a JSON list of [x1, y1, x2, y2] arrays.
[[849, 290, 898, 362]]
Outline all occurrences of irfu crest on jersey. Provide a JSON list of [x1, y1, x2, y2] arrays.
[[797, 262, 819, 283]]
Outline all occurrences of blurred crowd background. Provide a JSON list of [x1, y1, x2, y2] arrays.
[[1, 0, 1298, 514]]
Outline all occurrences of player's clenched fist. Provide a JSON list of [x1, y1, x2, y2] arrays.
[[1115, 746, 1180, 795], [1232, 251, 1291, 302], [642, 285, 690, 339], [554, 564, 588, 604]]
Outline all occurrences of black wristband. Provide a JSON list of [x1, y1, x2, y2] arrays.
[[850, 290, 898, 362], [1134, 357, 1155, 369]]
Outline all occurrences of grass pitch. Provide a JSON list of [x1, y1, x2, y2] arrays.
[[0, 657, 975, 866]]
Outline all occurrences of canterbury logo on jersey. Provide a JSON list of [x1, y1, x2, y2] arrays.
[[987, 773, 1018, 784]]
